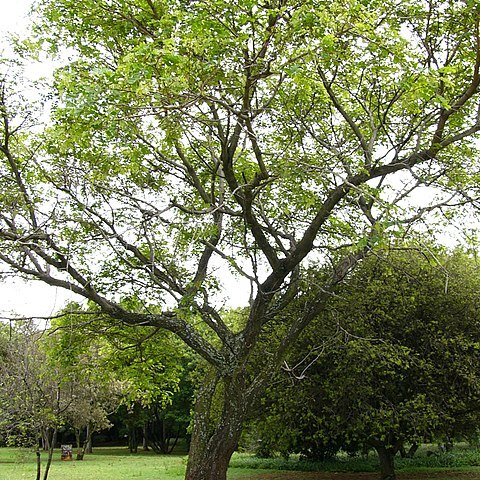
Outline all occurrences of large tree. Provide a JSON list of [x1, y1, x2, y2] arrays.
[[1, 1, 480, 479], [251, 247, 480, 480]]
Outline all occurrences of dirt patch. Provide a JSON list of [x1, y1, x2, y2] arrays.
[[240, 472, 480, 480]]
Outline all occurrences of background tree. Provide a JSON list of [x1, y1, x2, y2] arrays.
[[46, 309, 127, 459], [47, 302, 193, 455], [0, 322, 71, 480], [141, 363, 195, 455], [252, 247, 480, 480], [98, 322, 195, 455], [1, 1, 480, 478]]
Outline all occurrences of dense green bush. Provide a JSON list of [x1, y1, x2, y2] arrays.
[[230, 444, 480, 473]]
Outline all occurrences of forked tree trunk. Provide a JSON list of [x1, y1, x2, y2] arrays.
[[400, 443, 418, 459], [185, 370, 250, 480], [375, 445, 396, 480], [77, 423, 93, 460]]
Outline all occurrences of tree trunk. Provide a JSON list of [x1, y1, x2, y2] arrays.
[[142, 425, 149, 451], [406, 443, 418, 458], [184, 371, 249, 480], [77, 423, 93, 460], [35, 446, 41, 480], [75, 428, 83, 460], [168, 427, 181, 454], [43, 427, 57, 480], [85, 423, 93, 453], [41, 429, 48, 451], [375, 445, 396, 480], [128, 423, 138, 453]]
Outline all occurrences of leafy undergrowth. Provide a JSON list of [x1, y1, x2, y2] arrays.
[[230, 444, 480, 473], [234, 473, 480, 480]]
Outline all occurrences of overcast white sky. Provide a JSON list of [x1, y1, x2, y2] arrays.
[[0, 0, 80, 319], [0, 0, 31, 35]]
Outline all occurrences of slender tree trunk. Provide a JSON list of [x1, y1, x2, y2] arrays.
[[77, 423, 93, 460], [375, 445, 396, 480], [41, 430, 48, 451], [43, 427, 57, 480], [168, 428, 181, 454], [75, 428, 83, 460], [128, 423, 138, 453], [185, 371, 249, 480], [142, 425, 149, 451], [35, 445, 41, 480], [85, 423, 93, 454], [162, 419, 167, 453]]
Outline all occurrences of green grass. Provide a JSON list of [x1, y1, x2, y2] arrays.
[[0, 448, 186, 480], [3, 445, 480, 479], [0, 447, 273, 480]]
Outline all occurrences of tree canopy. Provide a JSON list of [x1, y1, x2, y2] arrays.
[[1, 1, 480, 479], [253, 247, 480, 480]]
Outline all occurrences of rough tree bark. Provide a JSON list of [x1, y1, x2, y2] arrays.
[[185, 371, 249, 480], [372, 442, 402, 480], [376, 446, 396, 480]]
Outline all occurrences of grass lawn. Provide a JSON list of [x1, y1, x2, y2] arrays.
[[3, 446, 480, 480], [0, 447, 272, 480]]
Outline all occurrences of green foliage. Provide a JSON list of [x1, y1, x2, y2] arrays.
[[0, 323, 65, 448], [17, 0, 479, 284], [3, 0, 480, 476], [0, 305, 192, 452], [47, 304, 192, 412], [44, 301, 197, 455], [251, 246, 480, 459]]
